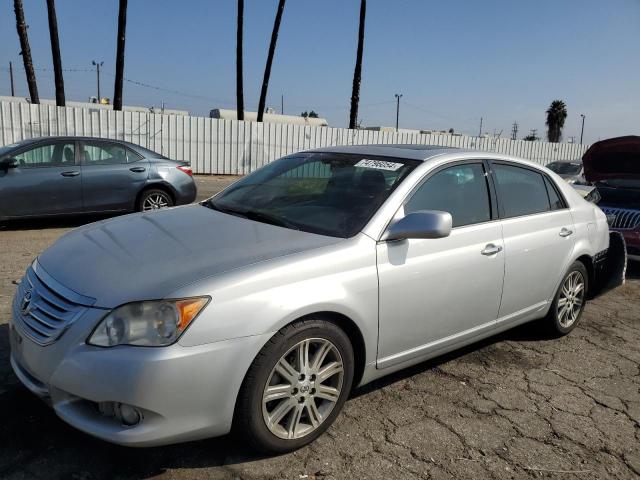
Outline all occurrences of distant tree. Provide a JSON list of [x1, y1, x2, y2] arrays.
[[348, 0, 367, 129], [257, 0, 286, 122], [236, 0, 244, 120], [113, 0, 128, 110], [448, 128, 454, 134], [301, 111, 319, 118], [523, 133, 539, 142], [45, 0, 65, 106], [546, 100, 567, 143], [13, 0, 38, 103]]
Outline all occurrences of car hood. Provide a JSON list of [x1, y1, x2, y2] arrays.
[[582, 136, 640, 208], [37, 204, 343, 308], [583, 135, 640, 182]]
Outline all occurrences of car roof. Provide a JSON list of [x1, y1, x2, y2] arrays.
[[304, 144, 471, 161], [9, 136, 139, 148]]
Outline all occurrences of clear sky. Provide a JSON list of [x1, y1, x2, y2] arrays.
[[1, 0, 638, 144]]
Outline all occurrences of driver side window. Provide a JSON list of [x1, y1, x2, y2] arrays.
[[405, 163, 492, 228], [13, 141, 75, 168]]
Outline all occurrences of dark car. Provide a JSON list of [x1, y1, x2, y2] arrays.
[[0, 137, 196, 221], [583, 135, 640, 261]]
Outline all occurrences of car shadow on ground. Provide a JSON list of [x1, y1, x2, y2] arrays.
[[0, 317, 560, 479]]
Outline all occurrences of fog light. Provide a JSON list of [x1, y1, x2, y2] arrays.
[[115, 403, 142, 426]]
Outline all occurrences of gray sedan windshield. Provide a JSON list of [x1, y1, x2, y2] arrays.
[[207, 152, 419, 237]]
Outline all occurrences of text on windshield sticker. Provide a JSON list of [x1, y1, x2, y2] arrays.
[[355, 159, 403, 171]]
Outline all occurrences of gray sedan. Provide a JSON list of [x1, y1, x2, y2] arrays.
[[9, 145, 620, 453], [0, 137, 196, 221]]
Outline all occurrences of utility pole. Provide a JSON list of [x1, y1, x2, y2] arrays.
[[394, 93, 402, 132], [580, 114, 586, 144], [281, 93, 284, 115], [478, 117, 483, 137], [530, 129, 538, 140], [9, 61, 15, 96], [511, 121, 519, 140], [92, 60, 103, 101]]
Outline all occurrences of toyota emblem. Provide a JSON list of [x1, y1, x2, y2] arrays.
[[20, 290, 33, 316]]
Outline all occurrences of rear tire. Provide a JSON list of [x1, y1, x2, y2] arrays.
[[545, 261, 588, 336], [235, 319, 354, 454], [138, 189, 173, 212]]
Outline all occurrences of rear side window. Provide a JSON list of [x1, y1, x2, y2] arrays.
[[406, 163, 492, 228], [81, 141, 128, 165], [493, 164, 550, 218], [544, 176, 565, 210]]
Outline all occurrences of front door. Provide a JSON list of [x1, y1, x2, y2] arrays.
[[376, 162, 505, 368], [0, 140, 83, 217]]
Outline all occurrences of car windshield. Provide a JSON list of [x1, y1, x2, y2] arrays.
[[205, 152, 419, 238], [547, 161, 582, 175]]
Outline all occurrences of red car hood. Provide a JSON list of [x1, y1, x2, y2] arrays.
[[583, 135, 640, 182]]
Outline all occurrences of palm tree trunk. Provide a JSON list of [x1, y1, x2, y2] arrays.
[[113, 0, 128, 111], [349, 0, 366, 129], [257, 0, 286, 122], [236, 0, 245, 121], [45, 0, 65, 106], [13, 0, 38, 103]]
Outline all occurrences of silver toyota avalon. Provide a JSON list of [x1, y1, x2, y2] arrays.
[[9, 145, 619, 453]]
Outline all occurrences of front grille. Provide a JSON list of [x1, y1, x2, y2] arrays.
[[600, 207, 640, 230], [13, 265, 88, 346]]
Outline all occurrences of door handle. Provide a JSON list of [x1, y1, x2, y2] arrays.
[[559, 227, 573, 237], [481, 243, 503, 256], [60, 171, 80, 177], [129, 167, 146, 173]]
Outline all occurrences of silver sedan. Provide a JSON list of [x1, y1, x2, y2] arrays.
[[9, 145, 619, 453]]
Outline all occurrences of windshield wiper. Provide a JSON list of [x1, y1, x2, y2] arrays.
[[203, 200, 248, 219], [204, 201, 301, 230], [243, 210, 301, 230]]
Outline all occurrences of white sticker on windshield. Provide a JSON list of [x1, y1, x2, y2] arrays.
[[355, 159, 403, 171]]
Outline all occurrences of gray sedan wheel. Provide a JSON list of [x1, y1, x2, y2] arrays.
[[235, 319, 354, 453], [546, 261, 588, 335], [139, 189, 174, 212]]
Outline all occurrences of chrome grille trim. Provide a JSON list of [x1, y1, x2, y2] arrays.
[[600, 207, 640, 230], [12, 261, 95, 346]]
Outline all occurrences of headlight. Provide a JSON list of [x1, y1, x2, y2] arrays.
[[88, 297, 209, 347]]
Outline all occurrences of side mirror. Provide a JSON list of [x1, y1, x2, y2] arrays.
[[383, 210, 452, 241], [0, 157, 17, 171]]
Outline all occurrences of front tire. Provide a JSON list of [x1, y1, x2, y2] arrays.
[[235, 319, 354, 453], [545, 261, 588, 335]]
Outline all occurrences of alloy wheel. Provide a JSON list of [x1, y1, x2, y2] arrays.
[[557, 271, 585, 328], [142, 193, 170, 211], [262, 338, 344, 440]]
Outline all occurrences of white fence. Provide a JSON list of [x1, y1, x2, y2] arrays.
[[0, 101, 589, 174]]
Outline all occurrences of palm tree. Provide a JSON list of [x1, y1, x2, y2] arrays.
[[349, 0, 367, 129], [13, 0, 38, 103], [546, 100, 567, 143], [257, 0, 286, 122], [113, 0, 128, 110], [236, 0, 245, 121], [45, 0, 65, 106]]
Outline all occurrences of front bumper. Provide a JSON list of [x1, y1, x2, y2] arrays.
[[9, 309, 270, 447]]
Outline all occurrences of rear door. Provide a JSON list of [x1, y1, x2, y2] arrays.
[[491, 162, 576, 320], [79, 140, 149, 212], [0, 140, 83, 217]]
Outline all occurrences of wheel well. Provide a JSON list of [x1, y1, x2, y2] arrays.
[[135, 183, 176, 209], [296, 311, 366, 390], [575, 255, 594, 294]]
